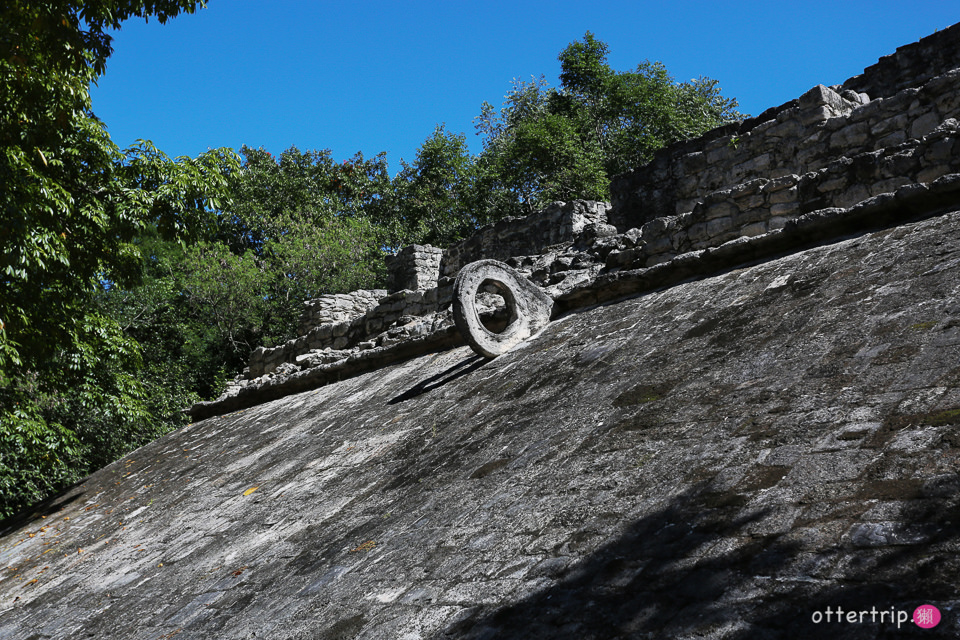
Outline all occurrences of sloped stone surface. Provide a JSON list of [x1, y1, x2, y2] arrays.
[[2, 209, 959, 639]]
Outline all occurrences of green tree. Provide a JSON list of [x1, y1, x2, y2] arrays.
[[385, 125, 478, 246], [474, 33, 743, 217], [0, 1, 240, 518]]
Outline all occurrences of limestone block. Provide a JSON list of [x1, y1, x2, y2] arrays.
[[925, 137, 955, 164], [767, 119, 801, 139], [736, 195, 765, 211], [679, 151, 707, 173], [675, 198, 700, 215], [798, 84, 849, 112], [768, 216, 789, 231], [799, 105, 835, 126], [704, 202, 737, 221], [770, 202, 800, 217], [917, 165, 950, 184], [768, 186, 798, 204], [706, 216, 734, 238], [761, 175, 799, 193], [870, 113, 909, 136], [818, 176, 848, 194], [870, 177, 911, 196], [833, 124, 872, 152], [645, 252, 675, 266], [834, 184, 872, 209], [877, 130, 908, 148], [882, 148, 920, 178], [741, 221, 768, 237], [911, 112, 940, 139], [687, 222, 710, 244], [732, 207, 766, 227], [705, 145, 731, 165]]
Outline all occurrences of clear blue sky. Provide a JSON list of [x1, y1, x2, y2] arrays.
[[90, 1, 959, 172]]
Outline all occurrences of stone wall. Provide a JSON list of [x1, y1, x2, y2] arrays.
[[384, 244, 443, 292], [610, 22, 960, 232], [841, 22, 960, 99], [297, 289, 387, 336], [248, 285, 455, 378], [607, 115, 960, 269], [440, 200, 610, 278], [610, 67, 960, 231]]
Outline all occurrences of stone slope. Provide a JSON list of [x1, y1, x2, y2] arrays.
[[2, 207, 959, 639]]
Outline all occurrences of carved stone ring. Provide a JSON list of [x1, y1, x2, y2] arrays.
[[453, 260, 554, 358]]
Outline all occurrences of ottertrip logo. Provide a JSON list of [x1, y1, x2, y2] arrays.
[[810, 604, 941, 629]]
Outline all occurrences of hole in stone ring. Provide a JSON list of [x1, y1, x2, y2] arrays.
[[475, 278, 518, 334]]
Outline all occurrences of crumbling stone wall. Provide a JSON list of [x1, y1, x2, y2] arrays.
[[607, 116, 960, 269], [610, 68, 960, 231], [297, 289, 387, 336], [384, 244, 443, 292], [440, 200, 610, 278], [841, 22, 960, 99]]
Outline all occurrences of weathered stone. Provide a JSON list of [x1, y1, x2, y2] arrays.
[[911, 111, 941, 139], [452, 260, 554, 358]]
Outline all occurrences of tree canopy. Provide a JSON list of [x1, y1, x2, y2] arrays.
[[473, 32, 742, 217], [0, 1, 240, 517]]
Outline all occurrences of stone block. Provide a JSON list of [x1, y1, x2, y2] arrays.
[[877, 130, 907, 148], [687, 222, 709, 244], [917, 166, 950, 184], [870, 177, 911, 196], [911, 112, 940, 139], [767, 119, 801, 139], [706, 216, 734, 237], [704, 201, 737, 221], [870, 113, 909, 136], [706, 146, 731, 165], [736, 194, 765, 210], [770, 202, 800, 217], [768, 216, 789, 230], [830, 122, 870, 149], [799, 105, 834, 126], [734, 153, 773, 174], [768, 186, 798, 204], [799, 84, 849, 112], [761, 174, 799, 193], [834, 184, 872, 208], [925, 137, 955, 163], [740, 221, 768, 237]]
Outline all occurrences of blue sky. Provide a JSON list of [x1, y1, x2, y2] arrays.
[[90, 1, 959, 172]]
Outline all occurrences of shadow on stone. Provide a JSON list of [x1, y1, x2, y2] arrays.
[[0, 483, 85, 537], [430, 486, 960, 639], [388, 355, 487, 405]]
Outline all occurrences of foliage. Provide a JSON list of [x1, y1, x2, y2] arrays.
[[0, 1, 239, 518], [383, 125, 478, 246], [472, 32, 743, 217]]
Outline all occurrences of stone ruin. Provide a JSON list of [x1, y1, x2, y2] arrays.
[[190, 22, 960, 421], [7, 23, 960, 640]]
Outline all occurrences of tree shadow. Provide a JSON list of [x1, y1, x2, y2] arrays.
[[0, 482, 85, 537], [388, 355, 487, 405], [430, 483, 960, 639]]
